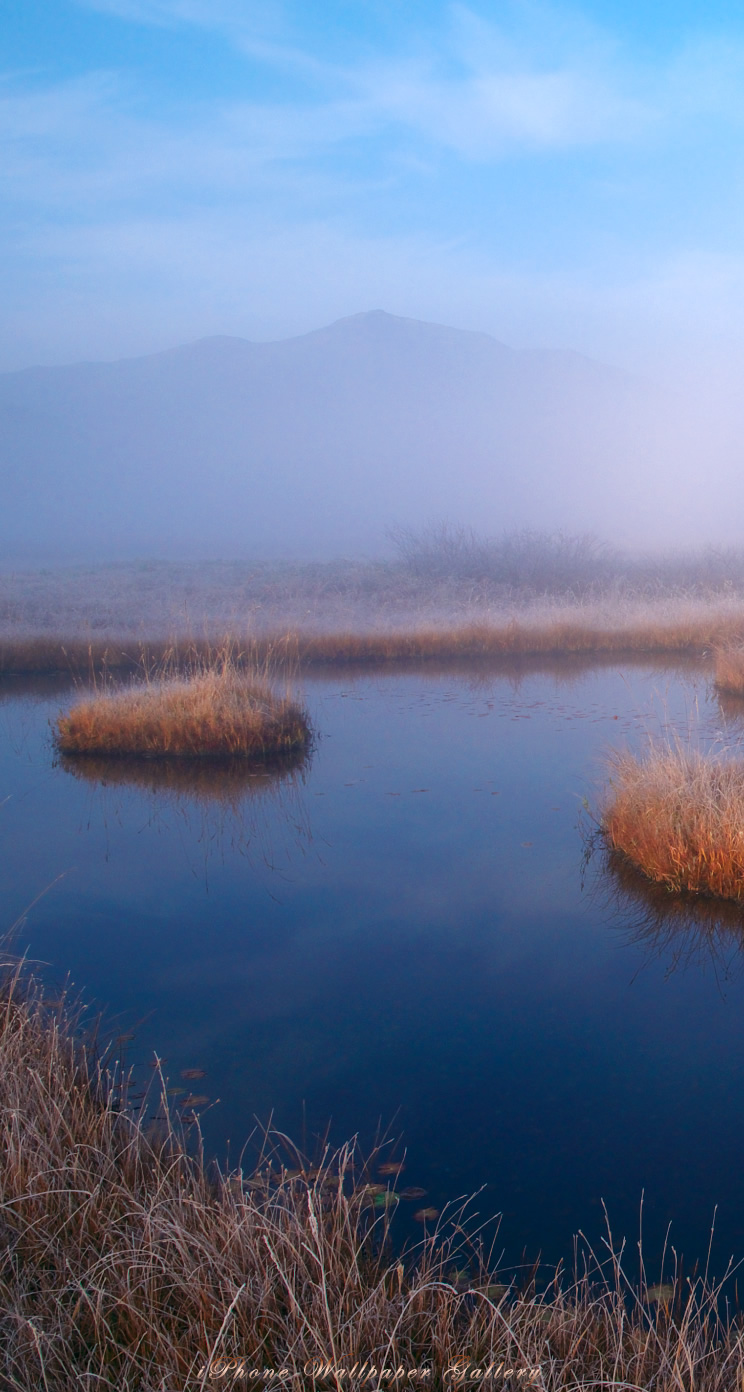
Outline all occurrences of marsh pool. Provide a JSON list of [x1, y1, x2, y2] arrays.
[[3, 657, 744, 1276]]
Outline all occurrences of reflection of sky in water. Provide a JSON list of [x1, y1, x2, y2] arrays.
[[3, 661, 744, 1273]]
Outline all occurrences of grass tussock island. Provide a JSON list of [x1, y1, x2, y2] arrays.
[[4, 963, 744, 1390], [55, 659, 310, 760], [602, 745, 744, 902]]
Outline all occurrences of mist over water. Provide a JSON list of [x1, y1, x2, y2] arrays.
[[7, 0, 744, 571], [1, 310, 743, 569]]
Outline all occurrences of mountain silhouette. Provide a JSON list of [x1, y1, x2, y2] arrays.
[[0, 310, 659, 562]]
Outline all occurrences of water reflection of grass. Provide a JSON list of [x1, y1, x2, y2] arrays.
[[596, 846, 744, 980], [715, 643, 744, 697], [4, 958, 744, 1389], [57, 744, 311, 805], [56, 741, 313, 872], [715, 686, 744, 724]]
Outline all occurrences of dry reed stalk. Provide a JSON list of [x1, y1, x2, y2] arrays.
[[55, 656, 310, 759], [2, 960, 744, 1388], [602, 744, 744, 901]]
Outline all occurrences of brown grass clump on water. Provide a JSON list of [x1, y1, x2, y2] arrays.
[[55, 655, 310, 759], [602, 744, 744, 901], [4, 960, 744, 1390]]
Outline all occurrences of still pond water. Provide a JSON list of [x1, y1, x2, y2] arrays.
[[3, 658, 744, 1277]]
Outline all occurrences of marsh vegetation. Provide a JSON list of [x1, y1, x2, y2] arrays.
[[601, 743, 744, 902], [9, 610, 744, 1384], [55, 653, 310, 760], [4, 958, 744, 1391], [7, 530, 744, 679], [4, 601, 744, 679]]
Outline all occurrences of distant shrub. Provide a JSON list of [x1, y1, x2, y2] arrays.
[[389, 524, 619, 595], [389, 524, 744, 599]]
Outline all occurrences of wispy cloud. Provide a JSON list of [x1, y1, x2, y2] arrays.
[[4, 2, 744, 368], [76, 0, 326, 76], [71, 0, 744, 156], [73, 0, 662, 154], [76, 0, 283, 33], [350, 56, 653, 156], [0, 15, 699, 230]]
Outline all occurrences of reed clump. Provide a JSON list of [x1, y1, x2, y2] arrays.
[[55, 655, 310, 759], [602, 744, 744, 901], [3, 960, 744, 1390]]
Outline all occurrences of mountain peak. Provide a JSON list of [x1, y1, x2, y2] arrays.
[[0, 307, 653, 564]]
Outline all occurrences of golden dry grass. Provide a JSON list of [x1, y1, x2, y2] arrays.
[[3, 959, 744, 1390], [55, 660, 310, 759], [602, 744, 744, 901]]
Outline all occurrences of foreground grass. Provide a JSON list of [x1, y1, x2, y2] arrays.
[[602, 745, 744, 901], [4, 965, 744, 1389], [55, 658, 310, 759]]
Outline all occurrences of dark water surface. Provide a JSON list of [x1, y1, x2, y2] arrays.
[[3, 659, 744, 1276]]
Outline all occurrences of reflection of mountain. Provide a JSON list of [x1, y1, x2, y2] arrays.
[[57, 746, 311, 804], [596, 846, 744, 981]]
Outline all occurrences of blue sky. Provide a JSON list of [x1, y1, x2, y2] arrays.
[[4, 0, 744, 370]]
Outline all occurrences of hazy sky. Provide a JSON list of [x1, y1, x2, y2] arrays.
[[5, 1, 744, 372]]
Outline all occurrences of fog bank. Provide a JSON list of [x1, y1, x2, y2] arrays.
[[1, 310, 739, 565]]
